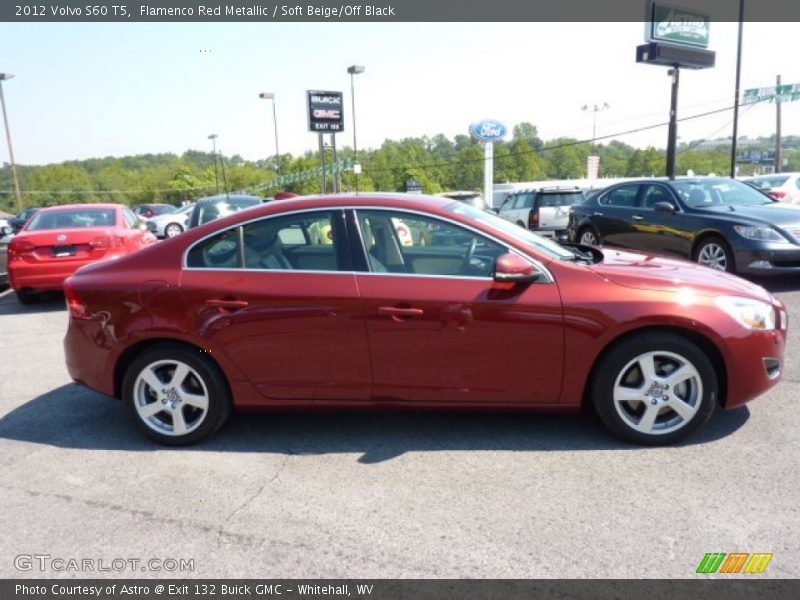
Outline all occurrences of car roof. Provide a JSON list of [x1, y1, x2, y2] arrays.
[[36, 203, 122, 212], [196, 194, 262, 203]]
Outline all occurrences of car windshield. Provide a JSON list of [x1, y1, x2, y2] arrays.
[[674, 179, 774, 208], [538, 193, 583, 207], [445, 201, 576, 260], [27, 208, 117, 230]]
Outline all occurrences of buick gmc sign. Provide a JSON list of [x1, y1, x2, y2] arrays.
[[307, 90, 344, 133]]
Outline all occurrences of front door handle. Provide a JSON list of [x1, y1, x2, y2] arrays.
[[206, 298, 249, 311], [593, 211, 604, 216], [632, 215, 645, 221], [378, 306, 424, 319]]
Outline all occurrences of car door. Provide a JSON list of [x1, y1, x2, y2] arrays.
[[592, 183, 642, 248], [630, 183, 693, 257], [179, 209, 371, 402], [352, 208, 564, 405]]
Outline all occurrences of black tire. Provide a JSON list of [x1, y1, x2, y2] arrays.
[[16, 289, 39, 305], [694, 235, 735, 273], [122, 344, 232, 445], [164, 223, 184, 238], [578, 227, 600, 247], [591, 332, 718, 445]]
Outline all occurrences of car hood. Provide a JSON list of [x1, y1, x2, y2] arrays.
[[695, 202, 800, 226], [589, 248, 772, 302]]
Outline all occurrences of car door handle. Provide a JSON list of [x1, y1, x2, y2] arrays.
[[632, 215, 645, 221], [206, 298, 249, 311], [593, 211, 604, 216], [378, 306, 424, 318]]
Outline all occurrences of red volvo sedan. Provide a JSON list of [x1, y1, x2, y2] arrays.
[[9, 203, 156, 304], [63, 194, 787, 445]]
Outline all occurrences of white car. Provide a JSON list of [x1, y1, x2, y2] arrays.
[[145, 204, 195, 238], [497, 187, 584, 240], [745, 173, 800, 203]]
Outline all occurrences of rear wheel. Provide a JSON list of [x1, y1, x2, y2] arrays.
[[591, 332, 717, 445], [579, 227, 600, 246], [122, 344, 232, 445], [16, 289, 39, 305], [164, 223, 184, 238]]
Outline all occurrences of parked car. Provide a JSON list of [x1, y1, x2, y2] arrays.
[[744, 173, 800, 203], [436, 191, 491, 212], [187, 194, 262, 229], [64, 193, 786, 446], [132, 203, 176, 219], [567, 177, 800, 275], [9, 207, 40, 234], [498, 187, 585, 240], [146, 203, 195, 238], [8, 203, 157, 304], [0, 225, 13, 288]]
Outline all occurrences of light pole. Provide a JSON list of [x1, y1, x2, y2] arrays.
[[581, 102, 610, 154], [347, 64, 365, 192], [0, 73, 22, 212], [258, 92, 280, 172], [208, 133, 219, 193]]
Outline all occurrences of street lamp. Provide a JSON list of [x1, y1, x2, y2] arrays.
[[208, 133, 220, 193], [0, 73, 23, 212], [347, 64, 365, 191], [581, 102, 610, 154], [258, 92, 280, 172]]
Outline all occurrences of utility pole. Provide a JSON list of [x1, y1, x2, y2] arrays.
[[775, 74, 782, 174], [730, 0, 745, 177], [666, 68, 680, 180], [0, 73, 22, 211]]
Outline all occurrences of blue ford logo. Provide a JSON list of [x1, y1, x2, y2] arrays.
[[469, 120, 507, 143]]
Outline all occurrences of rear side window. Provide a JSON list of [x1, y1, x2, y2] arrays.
[[599, 185, 640, 207], [187, 228, 241, 268], [536, 193, 583, 208]]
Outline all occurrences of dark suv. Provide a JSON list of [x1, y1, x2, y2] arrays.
[[497, 187, 585, 240]]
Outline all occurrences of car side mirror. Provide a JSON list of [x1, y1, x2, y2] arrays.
[[493, 253, 542, 284], [653, 201, 676, 214]]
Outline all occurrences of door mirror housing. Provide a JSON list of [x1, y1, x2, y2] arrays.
[[493, 253, 542, 284], [653, 201, 677, 214]]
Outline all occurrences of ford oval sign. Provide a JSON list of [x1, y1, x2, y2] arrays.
[[469, 120, 507, 143]]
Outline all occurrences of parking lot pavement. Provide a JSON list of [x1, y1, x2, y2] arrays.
[[0, 281, 798, 579]]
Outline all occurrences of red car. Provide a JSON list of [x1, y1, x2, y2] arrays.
[[63, 194, 787, 445], [9, 203, 157, 304]]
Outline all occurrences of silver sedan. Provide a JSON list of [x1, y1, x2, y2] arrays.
[[145, 204, 195, 238]]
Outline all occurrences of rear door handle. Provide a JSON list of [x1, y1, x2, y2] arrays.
[[378, 306, 424, 319], [206, 298, 249, 311], [632, 215, 645, 221], [593, 211, 604, 216]]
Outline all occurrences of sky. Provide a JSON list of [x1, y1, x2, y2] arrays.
[[0, 21, 798, 166]]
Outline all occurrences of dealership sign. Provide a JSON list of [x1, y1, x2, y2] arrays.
[[646, 2, 710, 48], [469, 120, 507, 143], [306, 90, 344, 133]]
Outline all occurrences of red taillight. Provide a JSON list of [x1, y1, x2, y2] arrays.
[[64, 281, 92, 320], [528, 210, 540, 230], [8, 239, 35, 259], [770, 190, 786, 200], [90, 235, 124, 249]]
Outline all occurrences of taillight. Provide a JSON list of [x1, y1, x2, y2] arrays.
[[90, 235, 124, 249], [64, 281, 92, 320], [8, 239, 35, 259], [770, 190, 786, 200], [528, 210, 540, 230]]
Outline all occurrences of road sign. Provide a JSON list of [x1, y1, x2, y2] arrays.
[[744, 84, 800, 104]]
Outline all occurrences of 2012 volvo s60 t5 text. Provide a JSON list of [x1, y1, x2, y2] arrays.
[[63, 194, 787, 445]]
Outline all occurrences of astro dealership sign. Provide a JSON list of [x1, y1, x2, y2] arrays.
[[307, 90, 344, 133]]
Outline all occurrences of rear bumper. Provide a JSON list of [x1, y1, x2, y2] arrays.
[[9, 255, 121, 292], [64, 318, 117, 397]]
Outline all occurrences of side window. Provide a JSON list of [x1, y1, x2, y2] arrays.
[[640, 185, 673, 210], [599, 185, 640, 207], [357, 210, 507, 277], [242, 211, 341, 271], [500, 195, 515, 212], [520, 193, 535, 209], [122, 208, 138, 228], [187, 227, 241, 269]]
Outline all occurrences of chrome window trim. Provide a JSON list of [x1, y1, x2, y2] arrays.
[[182, 205, 555, 283]]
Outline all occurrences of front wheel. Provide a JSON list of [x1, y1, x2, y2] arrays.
[[164, 223, 184, 238], [122, 344, 232, 445], [591, 332, 717, 445], [579, 227, 600, 246], [694, 236, 734, 273]]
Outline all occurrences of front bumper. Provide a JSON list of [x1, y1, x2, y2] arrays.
[[724, 327, 786, 409], [733, 243, 800, 275]]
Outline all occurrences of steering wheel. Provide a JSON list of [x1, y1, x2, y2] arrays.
[[461, 238, 477, 274]]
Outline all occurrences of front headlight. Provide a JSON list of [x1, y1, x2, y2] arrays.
[[716, 296, 776, 331], [733, 225, 790, 243]]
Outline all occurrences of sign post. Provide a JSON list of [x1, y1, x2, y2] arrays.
[[307, 90, 344, 194], [469, 119, 507, 209]]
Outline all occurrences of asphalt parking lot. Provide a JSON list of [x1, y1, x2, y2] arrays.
[[0, 278, 798, 579]]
